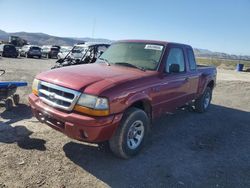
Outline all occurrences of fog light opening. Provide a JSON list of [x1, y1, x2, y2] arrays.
[[38, 112, 45, 122], [80, 130, 89, 139]]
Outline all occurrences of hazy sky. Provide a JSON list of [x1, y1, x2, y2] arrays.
[[0, 0, 249, 55]]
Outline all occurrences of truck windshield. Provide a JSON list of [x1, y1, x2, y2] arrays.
[[99, 42, 164, 70]]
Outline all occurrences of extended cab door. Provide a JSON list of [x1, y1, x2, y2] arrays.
[[153, 46, 190, 116], [185, 47, 200, 101]]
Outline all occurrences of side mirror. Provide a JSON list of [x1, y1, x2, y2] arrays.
[[169, 64, 180, 73]]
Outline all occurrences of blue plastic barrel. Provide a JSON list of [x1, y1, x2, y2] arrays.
[[236, 64, 244, 71]]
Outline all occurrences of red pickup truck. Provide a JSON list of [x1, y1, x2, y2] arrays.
[[29, 40, 216, 159]]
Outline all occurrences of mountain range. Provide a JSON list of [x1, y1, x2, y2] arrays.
[[0, 29, 249, 60]]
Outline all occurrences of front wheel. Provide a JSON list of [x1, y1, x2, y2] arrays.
[[109, 107, 150, 159], [194, 87, 212, 113]]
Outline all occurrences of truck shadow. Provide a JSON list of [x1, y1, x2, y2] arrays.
[[63, 104, 250, 187], [0, 104, 46, 151], [0, 122, 46, 151], [0, 104, 33, 124]]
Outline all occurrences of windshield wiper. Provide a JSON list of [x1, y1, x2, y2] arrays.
[[99, 58, 111, 66], [114, 62, 146, 71]]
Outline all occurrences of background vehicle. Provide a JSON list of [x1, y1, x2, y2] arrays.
[[29, 40, 216, 159], [52, 43, 110, 68], [57, 46, 73, 59], [19, 45, 31, 57], [0, 44, 18, 58], [19, 45, 42, 58], [69, 43, 88, 59], [41, 45, 60, 58]]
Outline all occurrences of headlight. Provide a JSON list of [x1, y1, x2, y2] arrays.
[[32, 79, 40, 96], [74, 94, 109, 116]]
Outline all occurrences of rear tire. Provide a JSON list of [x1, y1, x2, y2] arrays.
[[109, 107, 150, 159], [5, 98, 13, 111], [194, 87, 212, 113]]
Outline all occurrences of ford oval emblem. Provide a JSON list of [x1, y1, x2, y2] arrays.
[[48, 93, 56, 100]]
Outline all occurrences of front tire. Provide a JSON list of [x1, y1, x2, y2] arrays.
[[109, 107, 150, 159], [194, 87, 212, 113]]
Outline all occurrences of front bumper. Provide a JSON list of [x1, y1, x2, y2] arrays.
[[29, 93, 122, 143]]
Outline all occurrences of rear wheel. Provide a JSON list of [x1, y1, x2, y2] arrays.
[[194, 87, 212, 113], [5, 98, 13, 111], [109, 107, 150, 159]]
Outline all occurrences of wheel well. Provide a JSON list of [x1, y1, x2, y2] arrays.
[[207, 80, 215, 89], [130, 100, 152, 120]]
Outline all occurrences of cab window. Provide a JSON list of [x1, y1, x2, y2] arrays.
[[187, 49, 196, 70], [165, 48, 185, 73]]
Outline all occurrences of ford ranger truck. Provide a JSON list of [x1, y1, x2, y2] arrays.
[[29, 40, 216, 159]]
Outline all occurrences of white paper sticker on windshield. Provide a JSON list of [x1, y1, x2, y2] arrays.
[[145, 44, 163, 51]]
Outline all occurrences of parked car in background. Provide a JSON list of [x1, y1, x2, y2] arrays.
[[57, 46, 73, 59], [19, 45, 42, 58], [30, 40, 216, 158], [19, 45, 31, 57], [69, 44, 87, 59], [41, 46, 60, 58], [0, 44, 18, 58]]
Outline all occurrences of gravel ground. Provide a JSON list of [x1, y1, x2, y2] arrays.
[[0, 57, 250, 188]]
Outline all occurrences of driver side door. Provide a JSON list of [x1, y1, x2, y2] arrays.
[[155, 47, 190, 114]]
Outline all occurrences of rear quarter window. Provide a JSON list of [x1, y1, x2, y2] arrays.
[[187, 49, 196, 70]]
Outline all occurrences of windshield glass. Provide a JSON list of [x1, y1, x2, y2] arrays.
[[99, 42, 164, 70], [51, 47, 59, 51], [31, 47, 40, 50], [4, 45, 16, 51]]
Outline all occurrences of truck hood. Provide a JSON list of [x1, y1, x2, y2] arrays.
[[36, 63, 156, 95]]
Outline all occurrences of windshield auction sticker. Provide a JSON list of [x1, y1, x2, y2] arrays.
[[144, 44, 163, 51]]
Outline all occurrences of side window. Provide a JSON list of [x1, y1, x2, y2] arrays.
[[165, 48, 185, 73], [187, 49, 196, 70]]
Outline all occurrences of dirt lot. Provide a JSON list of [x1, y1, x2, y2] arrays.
[[0, 57, 250, 188]]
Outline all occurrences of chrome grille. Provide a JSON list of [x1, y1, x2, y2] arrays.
[[38, 81, 81, 111]]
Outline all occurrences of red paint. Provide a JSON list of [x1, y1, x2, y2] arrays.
[[29, 40, 216, 143]]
